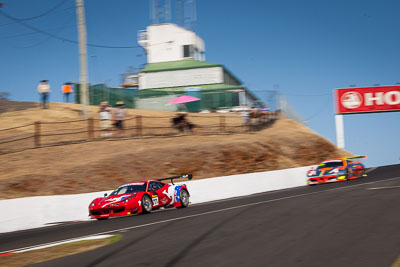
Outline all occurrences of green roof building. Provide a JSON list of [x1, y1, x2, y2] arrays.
[[127, 23, 259, 112]]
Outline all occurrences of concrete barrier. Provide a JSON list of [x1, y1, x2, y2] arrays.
[[183, 166, 309, 203], [0, 166, 309, 233]]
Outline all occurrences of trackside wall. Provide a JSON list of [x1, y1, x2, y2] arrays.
[[180, 166, 309, 204], [0, 166, 310, 233]]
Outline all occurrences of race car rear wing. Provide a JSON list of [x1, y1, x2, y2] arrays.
[[156, 174, 193, 184], [345, 155, 367, 160]]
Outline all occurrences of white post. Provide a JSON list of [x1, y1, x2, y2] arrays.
[[335, 114, 345, 149], [239, 91, 246, 106], [76, 0, 89, 119]]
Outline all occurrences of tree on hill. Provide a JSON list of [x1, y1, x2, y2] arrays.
[[0, 92, 10, 100], [0, 92, 10, 101]]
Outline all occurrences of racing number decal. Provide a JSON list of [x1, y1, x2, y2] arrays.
[[152, 195, 159, 206]]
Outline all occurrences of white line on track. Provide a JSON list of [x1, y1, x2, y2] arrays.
[[2, 175, 400, 255], [1, 235, 113, 256], [366, 167, 378, 173], [367, 185, 400, 190]]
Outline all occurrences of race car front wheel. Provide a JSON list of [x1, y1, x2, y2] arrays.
[[178, 189, 189, 208], [142, 195, 153, 214]]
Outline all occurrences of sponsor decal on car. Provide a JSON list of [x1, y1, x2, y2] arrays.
[[160, 197, 169, 205], [120, 195, 129, 201], [174, 185, 182, 202], [102, 196, 129, 208]]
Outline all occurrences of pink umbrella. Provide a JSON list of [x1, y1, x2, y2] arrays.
[[167, 95, 200, 104]]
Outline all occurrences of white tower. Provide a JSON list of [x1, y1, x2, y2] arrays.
[[138, 23, 205, 63]]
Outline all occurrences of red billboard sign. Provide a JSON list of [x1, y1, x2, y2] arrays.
[[335, 86, 400, 114]]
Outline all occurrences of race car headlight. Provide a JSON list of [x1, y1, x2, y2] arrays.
[[90, 202, 95, 207], [307, 170, 317, 176]]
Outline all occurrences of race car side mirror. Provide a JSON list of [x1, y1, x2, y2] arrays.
[[104, 193, 108, 197]]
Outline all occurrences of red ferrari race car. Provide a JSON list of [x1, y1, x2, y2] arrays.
[[89, 174, 192, 220], [307, 156, 367, 186]]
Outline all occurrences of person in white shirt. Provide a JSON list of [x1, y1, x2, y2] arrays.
[[37, 80, 50, 109], [99, 101, 112, 136]]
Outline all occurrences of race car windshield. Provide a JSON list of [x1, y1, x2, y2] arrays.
[[110, 184, 147, 196], [318, 161, 343, 168]]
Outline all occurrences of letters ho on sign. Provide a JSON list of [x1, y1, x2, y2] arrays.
[[335, 85, 400, 114]]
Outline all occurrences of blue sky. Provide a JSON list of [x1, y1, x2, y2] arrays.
[[0, 0, 399, 167]]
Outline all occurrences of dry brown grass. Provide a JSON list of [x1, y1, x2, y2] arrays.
[[0, 234, 121, 267], [0, 101, 351, 200]]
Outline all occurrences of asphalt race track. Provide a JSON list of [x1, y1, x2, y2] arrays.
[[1, 164, 400, 267]]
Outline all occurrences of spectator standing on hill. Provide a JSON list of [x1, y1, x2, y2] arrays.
[[241, 104, 250, 124], [99, 101, 112, 136], [37, 80, 50, 109], [260, 104, 270, 112], [113, 101, 126, 132], [62, 82, 73, 103]]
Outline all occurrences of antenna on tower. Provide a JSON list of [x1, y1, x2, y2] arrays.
[[150, 0, 156, 24], [165, 0, 171, 22], [150, 0, 172, 24], [176, 0, 184, 26], [183, 0, 196, 30]]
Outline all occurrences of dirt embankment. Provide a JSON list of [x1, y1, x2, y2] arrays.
[[0, 102, 351, 199]]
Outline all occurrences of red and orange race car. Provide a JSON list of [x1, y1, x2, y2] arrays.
[[89, 174, 192, 220], [307, 156, 367, 186]]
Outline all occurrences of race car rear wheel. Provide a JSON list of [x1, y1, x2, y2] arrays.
[[178, 189, 189, 208], [345, 168, 352, 180], [142, 195, 153, 214]]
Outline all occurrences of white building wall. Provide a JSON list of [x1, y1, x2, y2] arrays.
[[139, 23, 205, 63], [139, 66, 223, 89], [135, 95, 178, 112]]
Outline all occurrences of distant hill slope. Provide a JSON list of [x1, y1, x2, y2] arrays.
[[0, 101, 351, 199]]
